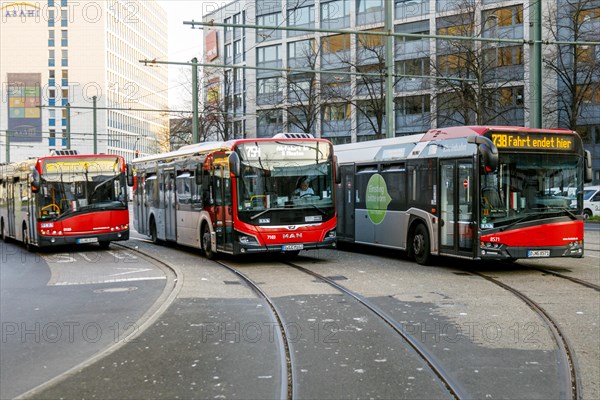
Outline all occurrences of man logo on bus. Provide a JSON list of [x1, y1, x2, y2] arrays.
[[366, 174, 392, 225]]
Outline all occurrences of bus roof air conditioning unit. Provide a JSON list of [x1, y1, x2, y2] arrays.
[[50, 149, 79, 156], [272, 133, 315, 139]]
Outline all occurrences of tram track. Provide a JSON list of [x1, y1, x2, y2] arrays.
[[466, 269, 581, 400], [111, 240, 590, 400], [282, 261, 464, 400], [214, 260, 294, 400], [514, 264, 600, 292], [212, 258, 463, 399]]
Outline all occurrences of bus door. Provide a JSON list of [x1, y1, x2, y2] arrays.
[[337, 164, 355, 241], [439, 159, 476, 257], [136, 174, 146, 234], [164, 170, 177, 241], [212, 155, 233, 252], [7, 178, 16, 237], [27, 179, 37, 244]]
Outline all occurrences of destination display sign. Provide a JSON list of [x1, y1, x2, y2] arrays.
[[43, 159, 119, 174], [237, 142, 330, 161], [490, 132, 575, 151]]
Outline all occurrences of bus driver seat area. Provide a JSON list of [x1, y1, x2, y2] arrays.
[[482, 187, 503, 211]]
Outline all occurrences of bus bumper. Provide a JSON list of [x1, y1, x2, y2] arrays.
[[234, 237, 337, 255], [478, 242, 584, 260], [37, 230, 130, 247]]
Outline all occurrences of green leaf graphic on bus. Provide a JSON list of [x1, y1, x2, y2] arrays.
[[366, 174, 392, 225]]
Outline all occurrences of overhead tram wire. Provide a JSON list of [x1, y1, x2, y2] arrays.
[[140, 58, 477, 83], [184, 19, 600, 47]]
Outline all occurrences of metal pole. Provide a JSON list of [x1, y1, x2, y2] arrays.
[[66, 102, 71, 149], [385, 0, 394, 138], [530, 0, 543, 128], [191, 57, 199, 143], [5, 131, 10, 163], [92, 95, 97, 154]]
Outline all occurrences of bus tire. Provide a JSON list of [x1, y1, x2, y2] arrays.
[[99, 241, 110, 249], [412, 224, 431, 265], [202, 224, 216, 260], [0, 218, 4, 241], [150, 218, 158, 244]]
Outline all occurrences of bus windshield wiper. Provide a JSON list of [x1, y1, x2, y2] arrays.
[[546, 207, 579, 220], [249, 207, 286, 220], [310, 204, 328, 216]]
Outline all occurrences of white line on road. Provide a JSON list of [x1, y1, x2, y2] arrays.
[[52, 276, 167, 286]]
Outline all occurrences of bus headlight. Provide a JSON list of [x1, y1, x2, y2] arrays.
[[239, 235, 259, 245]]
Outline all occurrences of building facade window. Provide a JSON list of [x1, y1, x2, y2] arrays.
[[321, 0, 350, 29], [287, 5, 314, 37], [257, 12, 282, 41], [357, 0, 384, 25], [257, 44, 282, 67]]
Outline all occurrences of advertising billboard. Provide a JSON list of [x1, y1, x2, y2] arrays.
[[7, 73, 42, 142]]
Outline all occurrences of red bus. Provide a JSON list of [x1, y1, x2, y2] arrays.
[[0, 151, 131, 250], [335, 126, 593, 264], [132, 135, 338, 258]]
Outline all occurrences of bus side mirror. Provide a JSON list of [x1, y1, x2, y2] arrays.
[[584, 150, 593, 183], [126, 164, 134, 187], [201, 169, 209, 191], [228, 152, 240, 178], [467, 136, 498, 173], [195, 165, 203, 185], [31, 168, 40, 193], [334, 155, 341, 184]]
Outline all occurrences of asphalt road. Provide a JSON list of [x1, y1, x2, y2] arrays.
[[1, 223, 598, 399], [0, 241, 171, 399]]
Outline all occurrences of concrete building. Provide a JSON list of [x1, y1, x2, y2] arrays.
[[202, 0, 599, 183], [0, 0, 168, 163]]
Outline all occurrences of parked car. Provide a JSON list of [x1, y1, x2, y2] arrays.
[[582, 185, 600, 219]]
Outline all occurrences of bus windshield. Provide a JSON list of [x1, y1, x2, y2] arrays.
[[38, 172, 127, 220], [479, 152, 581, 229], [235, 141, 334, 219]]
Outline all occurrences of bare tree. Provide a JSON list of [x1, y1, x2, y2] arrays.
[[431, 0, 526, 127], [167, 67, 219, 149], [203, 66, 242, 141], [284, 39, 327, 134], [542, 0, 600, 131], [322, 30, 390, 139]]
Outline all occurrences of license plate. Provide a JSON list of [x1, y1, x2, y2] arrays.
[[77, 237, 98, 244], [528, 250, 550, 257], [283, 244, 303, 251]]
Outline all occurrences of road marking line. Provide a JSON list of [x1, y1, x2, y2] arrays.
[[51, 276, 167, 286]]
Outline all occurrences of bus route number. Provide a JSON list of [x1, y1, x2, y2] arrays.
[[244, 146, 261, 159]]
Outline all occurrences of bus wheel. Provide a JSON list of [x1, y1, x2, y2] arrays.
[[202, 225, 216, 260], [412, 224, 431, 265], [0, 219, 4, 241], [150, 219, 158, 244], [99, 241, 110, 249]]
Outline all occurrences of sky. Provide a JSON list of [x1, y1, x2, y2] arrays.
[[159, 1, 227, 107]]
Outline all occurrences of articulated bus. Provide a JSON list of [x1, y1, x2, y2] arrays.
[[131, 135, 338, 258], [0, 151, 130, 250], [335, 126, 593, 264]]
